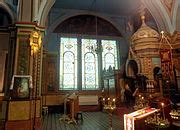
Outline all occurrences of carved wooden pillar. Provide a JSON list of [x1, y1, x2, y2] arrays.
[[15, 23, 44, 95], [5, 22, 44, 130]]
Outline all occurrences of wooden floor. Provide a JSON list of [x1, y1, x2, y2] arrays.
[[42, 112, 123, 130]]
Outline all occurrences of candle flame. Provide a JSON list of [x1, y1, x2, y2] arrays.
[[161, 103, 164, 106], [113, 98, 116, 102]]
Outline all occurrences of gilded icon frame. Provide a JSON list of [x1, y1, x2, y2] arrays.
[[10, 75, 32, 99]]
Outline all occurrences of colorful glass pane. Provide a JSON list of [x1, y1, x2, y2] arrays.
[[102, 40, 117, 70], [82, 39, 98, 89], [59, 37, 118, 90], [60, 37, 77, 90]]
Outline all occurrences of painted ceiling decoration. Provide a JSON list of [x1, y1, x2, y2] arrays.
[[160, 0, 175, 20]]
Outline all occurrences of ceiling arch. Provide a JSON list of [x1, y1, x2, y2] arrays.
[[38, 0, 55, 26], [52, 0, 141, 16], [0, 1, 15, 24], [142, 0, 168, 33], [54, 14, 122, 37], [42, 0, 180, 36], [144, 0, 180, 34], [47, 11, 126, 38], [132, 8, 159, 33]]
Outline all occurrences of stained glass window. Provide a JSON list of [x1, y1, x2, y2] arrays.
[[82, 39, 98, 89], [60, 37, 77, 90], [59, 38, 118, 90], [102, 40, 117, 70]]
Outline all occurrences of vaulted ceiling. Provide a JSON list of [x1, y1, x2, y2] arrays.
[[53, 0, 141, 16], [48, 0, 158, 35]]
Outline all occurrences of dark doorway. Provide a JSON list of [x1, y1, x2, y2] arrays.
[[126, 60, 138, 78]]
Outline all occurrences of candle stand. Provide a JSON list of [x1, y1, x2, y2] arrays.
[[145, 102, 170, 129], [133, 95, 148, 110], [102, 98, 116, 130]]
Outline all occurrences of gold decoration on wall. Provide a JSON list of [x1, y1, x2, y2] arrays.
[[29, 31, 42, 96], [8, 101, 30, 120], [159, 31, 174, 82], [30, 31, 42, 55]]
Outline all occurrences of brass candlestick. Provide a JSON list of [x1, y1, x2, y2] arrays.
[[161, 103, 165, 120], [102, 98, 116, 130], [134, 95, 148, 110], [145, 103, 170, 129]]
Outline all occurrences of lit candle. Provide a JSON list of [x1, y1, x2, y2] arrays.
[[161, 102, 165, 120], [149, 94, 152, 98], [142, 97, 144, 106], [108, 97, 110, 105], [142, 96, 144, 100], [112, 98, 116, 107], [102, 98, 105, 105]]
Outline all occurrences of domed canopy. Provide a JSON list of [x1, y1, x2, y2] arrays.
[[131, 15, 159, 44]]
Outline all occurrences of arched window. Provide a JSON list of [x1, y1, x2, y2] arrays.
[[82, 39, 98, 90], [63, 52, 75, 89], [55, 15, 121, 90], [59, 38, 118, 90], [60, 38, 77, 90], [102, 40, 117, 70]]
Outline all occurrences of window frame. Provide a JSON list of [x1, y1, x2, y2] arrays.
[[59, 35, 120, 90]]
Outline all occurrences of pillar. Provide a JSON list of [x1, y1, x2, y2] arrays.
[[5, 22, 44, 130]]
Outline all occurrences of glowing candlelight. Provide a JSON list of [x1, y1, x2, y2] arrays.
[[108, 97, 110, 105], [161, 102, 165, 120], [149, 94, 152, 98], [112, 98, 116, 107], [102, 98, 105, 105], [113, 98, 116, 102], [161, 102, 164, 107]]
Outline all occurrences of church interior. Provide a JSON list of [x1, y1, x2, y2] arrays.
[[0, 0, 180, 130]]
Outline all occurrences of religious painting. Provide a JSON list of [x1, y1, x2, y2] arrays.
[[160, 49, 175, 83], [10, 75, 32, 99]]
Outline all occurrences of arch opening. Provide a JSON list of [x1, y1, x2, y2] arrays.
[[0, 7, 12, 27], [53, 15, 122, 37]]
